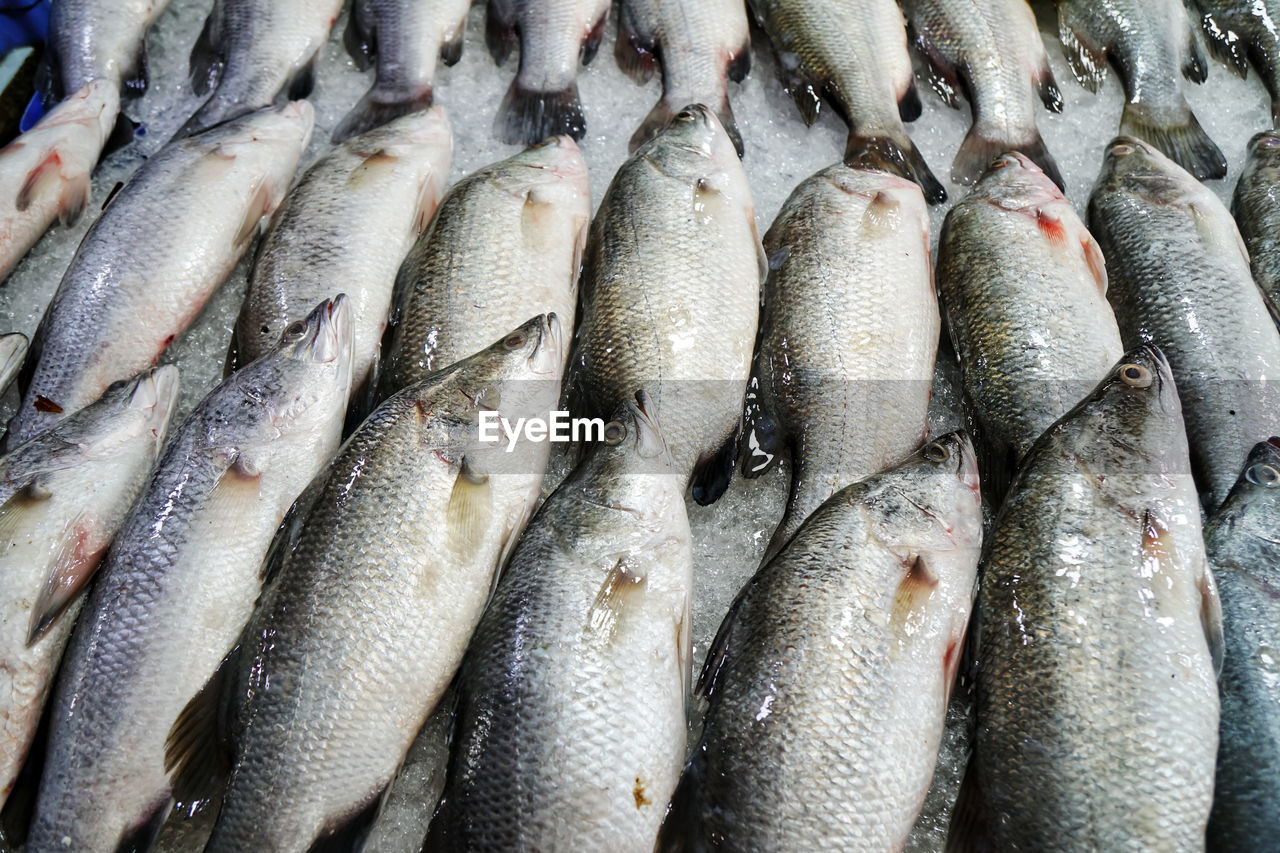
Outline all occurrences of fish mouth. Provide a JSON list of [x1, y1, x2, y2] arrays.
[[306, 295, 352, 364]]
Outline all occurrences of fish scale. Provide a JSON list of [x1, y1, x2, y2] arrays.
[[43, 0, 171, 99]]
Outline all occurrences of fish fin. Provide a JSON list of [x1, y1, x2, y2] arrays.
[[1141, 509, 1223, 674], [446, 458, 492, 559], [346, 148, 400, 189], [587, 557, 646, 642], [954, 125, 1063, 190], [899, 81, 923, 123], [741, 370, 784, 479], [727, 36, 750, 83], [1182, 24, 1208, 84], [677, 587, 692, 701], [307, 793, 384, 853], [1058, 16, 1109, 93], [696, 582, 748, 699], [16, 149, 91, 227], [286, 56, 318, 101], [691, 422, 740, 506], [1198, 560, 1224, 677], [910, 27, 964, 109], [34, 50, 61, 105], [441, 17, 467, 67], [655, 742, 710, 852], [781, 68, 823, 126], [189, 1, 226, 96], [122, 42, 150, 100], [1035, 62, 1064, 113], [890, 555, 939, 637], [485, 0, 518, 66], [1119, 103, 1226, 180], [1198, 12, 1248, 78], [165, 647, 238, 806], [845, 133, 947, 205], [945, 759, 993, 853], [26, 514, 105, 646], [114, 801, 170, 853], [495, 80, 586, 144], [1081, 232, 1108, 294], [234, 178, 277, 250], [580, 9, 608, 66], [343, 3, 376, 71]]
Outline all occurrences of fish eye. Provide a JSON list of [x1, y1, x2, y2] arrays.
[[1118, 363, 1152, 388], [504, 330, 528, 350], [282, 321, 307, 343], [923, 442, 950, 463], [1111, 143, 1135, 157], [1247, 463, 1280, 487], [603, 421, 626, 445]]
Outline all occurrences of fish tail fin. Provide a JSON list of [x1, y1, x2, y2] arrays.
[[1119, 102, 1226, 180], [495, 78, 585, 145], [845, 133, 947, 204], [954, 124, 1065, 190], [331, 84, 434, 143]]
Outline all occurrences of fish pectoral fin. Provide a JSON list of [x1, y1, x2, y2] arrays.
[[233, 177, 279, 250], [1057, 13, 1109, 92], [165, 647, 238, 805], [1081, 233, 1109, 295], [891, 555, 939, 638], [945, 758, 993, 852], [446, 458, 492, 559], [1199, 564, 1225, 678], [1141, 509, 1222, 672], [26, 512, 105, 645], [16, 147, 91, 227], [346, 148, 399, 190], [587, 556, 647, 643]]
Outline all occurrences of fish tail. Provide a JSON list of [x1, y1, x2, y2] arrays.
[[331, 84, 434, 143], [495, 78, 585, 145], [844, 132, 947, 204], [954, 124, 1065, 191], [1119, 102, 1226, 180]]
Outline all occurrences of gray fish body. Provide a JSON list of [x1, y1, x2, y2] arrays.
[[939, 153, 1123, 464], [379, 136, 588, 399], [206, 316, 564, 853], [1088, 136, 1280, 507], [27, 299, 353, 853], [746, 165, 936, 561], [569, 105, 761, 501], [431, 394, 692, 851], [0, 366, 176, 812], [1233, 130, 1280, 306], [960, 345, 1221, 851], [659, 433, 982, 851], [45, 0, 170, 97], [235, 109, 452, 393], [1204, 440, 1280, 850], [7, 102, 313, 450], [1192, 0, 1280, 122]]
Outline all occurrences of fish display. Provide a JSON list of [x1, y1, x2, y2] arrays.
[[1192, 0, 1280, 124], [40, 0, 171, 100], [1233, 129, 1280, 306], [0, 334, 26, 396]]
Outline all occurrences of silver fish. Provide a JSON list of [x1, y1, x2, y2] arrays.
[[744, 164, 937, 562], [1192, 0, 1280, 123], [6, 102, 313, 450], [0, 334, 27, 398], [0, 366, 176, 812], [659, 432, 982, 851], [41, 0, 170, 99], [1232, 129, 1280, 307], [334, 0, 471, 142]]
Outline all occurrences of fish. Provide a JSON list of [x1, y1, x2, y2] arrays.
[[378, 136, 589, 400], [0, 334, 27, 398], [1057, 0, 1226, 179], [1192, 0, 1280, 124], [937, 152, 1123, 479], [25, 298, 352, 853], [567, 104, 761, 506], [1232, 129, 1280, 307], [5, 101, 313, 451], [0, 81, 119, 284], [1204, 438, 1280, 850], [949, 344, 1222, 851], [743, 163, 937, 562], [900, 0, 1065, 187], [233, 108, 452, 400], [177, 0, 343, 139], [1088, 136, 1280, 508], [486, 0, 612, 144], [193, 315, 564, 853], [658, 431, 983, 851], [748, 0, 946, 204], [333, 0, 471, 142], [615, 0, 750, 155], [429, 391, 691, 851], [39, 0, 171, 100], [0, 366, 177, 813]]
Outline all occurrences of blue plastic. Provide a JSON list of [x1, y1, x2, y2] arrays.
[[0, 0, 49, 131]]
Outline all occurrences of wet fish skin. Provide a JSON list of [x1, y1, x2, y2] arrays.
[[6, 102, 313, 451], [1192, 0, 1280, 123], [26, 298, 352, 853], [486, 0, 612, 144], [569, 104, 761, 505], [0, 366, 176, 813], [204, 315, 564, 853], [334, 0, 471, 142], [955, 344, 1221, 851], [0, 334, 26, 398], [901, 0, 1064, 187], [616, 0, 750, 155], [1057, 0, 1226, 179], [1088, 135, 1280, 508], [744, 164, 937, 562], [177, 0, 343, 138], [42, 0, 170, 99], [938, 152, 1123, 470], [0, 81, 119, 284], [1232, 129, 1280, 307], [379, 135, 588, 400], [235, 108, 452, 395], [1204, 439, 1280, 850], [748, 0, 945, 203], [431, 392, 691, 852], [659, 432, 982, 851]]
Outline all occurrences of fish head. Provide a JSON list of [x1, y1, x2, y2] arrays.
[[639, 104, 748, 202], [1244, 130, 1280, 179], [497, 135, 592, 222], [1094, 135, 1195, 206], [1208, 438, 1280, 550], [971, 152, 1065, 209], [45, 78, 121, 145]]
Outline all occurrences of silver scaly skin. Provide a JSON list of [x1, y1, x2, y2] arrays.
[[41, 0, 170, 99], [1232, 129, 1280, 306], [26, 298, 352, 853], [952, 345, 1222, 851], [0, 366, 177, 812], [1088, 135, 1280, 508], [1191, 0, 1280, 124], [0, 334, 26, 397]]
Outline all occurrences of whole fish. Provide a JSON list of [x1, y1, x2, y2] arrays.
[[568, 104, 761, 505], [430, 391, 691, 851], [40, 0, 170, 99], [1204, 438, 1280, 850], [6, 102, 313, 450], [1057, 0, 1226, 179], [748, 0, 945, 203], [334, 0, 471, 142], [177, 0, 343, 138], [952, 345, 1221, 851], [744, 164, 937, 562], [0, 81, 118, 284], [0, 366, 176, 812], [658, 431, 982, 851], [233, 109, 451, 398], [0, 334, 26, 397], [1192, 0, 1280, 123], [900, 0, 1065, 187], [615, 0, 750, 155], [1232, 129, 1280, 306], [1089, 136, 1280, 507], [938, 152, 1123, 472], [379, 136, 589, 399], [486, 0, 611, 144], [27, 298, 352, 853], [198, 315, 564, 852]]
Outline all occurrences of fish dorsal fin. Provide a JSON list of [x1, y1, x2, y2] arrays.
[[587, 556, 647, 643], [446, 457, 491, 560]]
